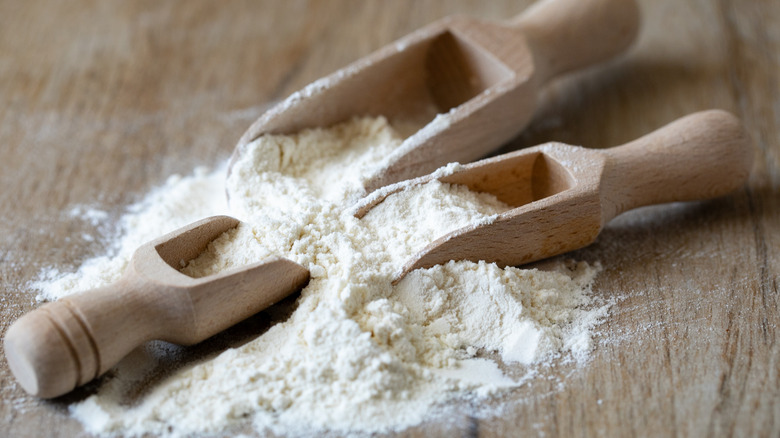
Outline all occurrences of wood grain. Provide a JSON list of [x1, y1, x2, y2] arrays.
[[0, 0, 778, 437]]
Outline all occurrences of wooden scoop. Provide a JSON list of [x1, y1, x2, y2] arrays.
[[229, 0, 640, 194], [355, 110, 753, 282], [3, 216, 309, 398]]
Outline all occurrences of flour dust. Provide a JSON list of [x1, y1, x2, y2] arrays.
[[33, 116, 610, 437]]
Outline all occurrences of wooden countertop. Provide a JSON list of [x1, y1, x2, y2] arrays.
[[1, 0, 778, 436]]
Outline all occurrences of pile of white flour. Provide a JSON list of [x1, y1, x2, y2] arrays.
[[34, 116, 608, 437]]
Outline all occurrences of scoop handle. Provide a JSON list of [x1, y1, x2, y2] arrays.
[[600, 110, 753, 223], [3, 277, 182, 398], [512, 0, 640, 81]]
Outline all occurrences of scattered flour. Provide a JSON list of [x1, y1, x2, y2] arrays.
[[34, 166, 230, 301], [34, 116, 609, 437]]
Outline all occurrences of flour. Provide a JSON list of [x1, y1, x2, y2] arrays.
[[361, 179, 509, 267], [227, 116, 402, 206], [34, 116, 609, 437], [396, 260, 601, 366]]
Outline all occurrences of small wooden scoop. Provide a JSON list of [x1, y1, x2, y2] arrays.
[[355, 110, 753, 282], [230, 0, 640, 194], [4, 216, 309, 398]]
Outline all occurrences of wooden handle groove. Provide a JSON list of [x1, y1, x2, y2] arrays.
[[4, 249, 309, 398], [4, 278, 180, 398]]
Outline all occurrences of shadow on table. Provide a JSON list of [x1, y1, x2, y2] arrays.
[[573, 183, 769, 288], [494, 57, 730, 155]]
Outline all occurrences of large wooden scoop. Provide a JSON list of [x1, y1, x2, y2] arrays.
[[4, 216, 309, 398], [355, 110, 753, 282], [230, 0, 640, 194]]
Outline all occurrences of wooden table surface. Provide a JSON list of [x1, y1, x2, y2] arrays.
[[1, 0, 778, 436]]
